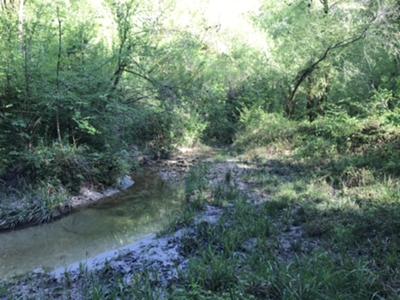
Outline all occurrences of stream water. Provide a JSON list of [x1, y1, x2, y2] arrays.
[[0, 167, 185, 279]]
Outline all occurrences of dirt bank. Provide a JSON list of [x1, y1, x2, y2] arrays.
[[68, 175, 134, 209]]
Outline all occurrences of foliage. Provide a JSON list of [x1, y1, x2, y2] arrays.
[[0, 0, 398, 156], [2, 1, 400, 298]]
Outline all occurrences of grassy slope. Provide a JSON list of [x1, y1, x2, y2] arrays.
[[168, 161, 399, 298], [166, 112, 400, 299]]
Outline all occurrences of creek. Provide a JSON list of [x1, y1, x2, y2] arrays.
[[0, 166, 185, 279]]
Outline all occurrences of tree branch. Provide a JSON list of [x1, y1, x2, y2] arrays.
[[122, 67, 155, 85], [123, 93, 158, 104], [286, 26, 370, 117]]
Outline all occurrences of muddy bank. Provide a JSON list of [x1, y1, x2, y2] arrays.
[[1, 206, 225, 299], [148, 147, 219, 183], [68, 175, 134, 209]]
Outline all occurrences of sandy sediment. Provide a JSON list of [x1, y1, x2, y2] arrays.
[[68, 175, 135, 209]]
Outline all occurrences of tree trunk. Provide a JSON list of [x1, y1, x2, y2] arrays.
[[322, 0, 328, 14], [306, 77, 317, 122], [17, 0, 23, 51], [56, 7, 62, 143]]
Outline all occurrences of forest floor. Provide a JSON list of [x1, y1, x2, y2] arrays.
[[1, 148, 400, 299]]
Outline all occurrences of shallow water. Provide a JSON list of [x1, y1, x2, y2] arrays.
[[0, 168, 184, 279]]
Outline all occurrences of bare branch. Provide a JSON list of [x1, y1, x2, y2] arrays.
[[286, 25, 370, 117]]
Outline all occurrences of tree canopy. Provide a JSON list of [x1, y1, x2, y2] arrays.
[[0, 0, 399, 187]]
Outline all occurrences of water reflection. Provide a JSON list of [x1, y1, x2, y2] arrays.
[[0, 169, 184, 279]]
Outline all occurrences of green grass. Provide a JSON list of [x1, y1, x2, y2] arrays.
[[165, 160, 400, 299], [185, 161, 210, 195], [0, 187, 69, 231], [164, 125, 400, 299], [157, 206, 198, 236]]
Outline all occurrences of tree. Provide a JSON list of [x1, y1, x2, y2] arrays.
[[251, 0, 400, 121]]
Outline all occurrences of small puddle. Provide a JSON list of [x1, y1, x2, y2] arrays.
[[0, 168, 184, 279]]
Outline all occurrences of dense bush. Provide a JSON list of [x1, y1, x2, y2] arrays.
[[235, 105, 400, 184]]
